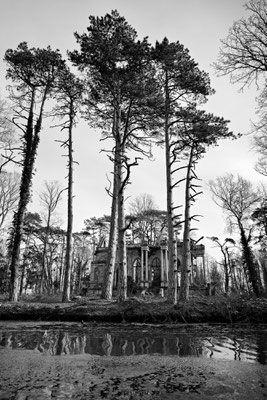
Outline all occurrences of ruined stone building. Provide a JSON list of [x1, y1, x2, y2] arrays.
[[87, 239, 206, 295]]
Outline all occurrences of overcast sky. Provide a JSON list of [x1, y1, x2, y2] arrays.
[[0, 0, 263, 259]]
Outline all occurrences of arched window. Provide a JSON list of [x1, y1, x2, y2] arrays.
[[133, 258, 141, 284], [151, 257, 161, 287]]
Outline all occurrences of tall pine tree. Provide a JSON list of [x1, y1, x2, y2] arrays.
[[69, 10, 161, 301], [152, 38, 213, 303]]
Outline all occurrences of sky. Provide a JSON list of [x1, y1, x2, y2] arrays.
[[0, 0, 264, 259]]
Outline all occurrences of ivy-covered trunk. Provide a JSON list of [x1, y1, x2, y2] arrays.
[[223, 250, 230, 295], [9, 91, 43, 301], [5, 44, 65, 301], [10, 143, 40, 301], [239, 223, 262, 297]]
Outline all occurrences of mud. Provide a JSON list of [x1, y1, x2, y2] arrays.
[[0, 348, 267, 399]]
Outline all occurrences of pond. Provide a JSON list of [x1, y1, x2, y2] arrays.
[[0, 321, 267, 364], [1, 322, 267, 399]]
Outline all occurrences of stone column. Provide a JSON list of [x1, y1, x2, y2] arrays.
[[133, 264, 136, 283], [165, 247, 168, 285], [160, 244, 168, 295], [141, 248, 144, 287], [141, 245, 149, 288], [145, 247, 149, 287], [205, 255, 210, 282], [161, 248, 164, 279], [160, 247, 164, 296]]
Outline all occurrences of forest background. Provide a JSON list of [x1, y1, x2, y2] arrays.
[[0, 0, 262, 261]]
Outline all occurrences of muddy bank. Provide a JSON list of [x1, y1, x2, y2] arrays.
[[1, 295, 267, 324], [0, 347, 266, 399]]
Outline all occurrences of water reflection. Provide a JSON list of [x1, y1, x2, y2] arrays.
[[0, 322, 266, 364]]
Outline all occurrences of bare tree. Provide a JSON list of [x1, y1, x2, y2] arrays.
[[214, 0, 267, 87], [214, 0, 267, 174], [128, 194, 167, 245], [0, 171, 20, 229], [253, 87, 267, 175], [208, 237, 236, 295], [38, 180, 64, 292], [129, 194, 157, 215], [0, 97, 18, 173], [39, 180, 64, 226], [209, 173, 263, 296]]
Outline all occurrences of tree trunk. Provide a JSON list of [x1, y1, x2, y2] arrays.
[[62, 112, 74, 302], [239, 223, 262, 297], [9, 91, 43, 301], [19, 262, 26, 296], [224, 262, 230, 295], [262, 258, 267, 290], [75, 259, 82, 295], [59, 234, 65, 292], [115, 100, 127, 303], [224, 247, 231, 294], [231, 265, 238, 291], [9, 84, 49, 302], [19, 233, 31, 296], [117, 182, 127, 302], [101, 156, 118, 300], [164, 72, 177, 304], [180, 148, 194, 302], [39, 211, 52, 294], [10, 166, 37, 301], [46, 252, 54, 293]]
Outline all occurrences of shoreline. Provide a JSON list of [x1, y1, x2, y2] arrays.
[[1, 295, 267, 324]]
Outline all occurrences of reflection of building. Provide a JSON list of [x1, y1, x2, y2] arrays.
[[88, 240, 206, 295]]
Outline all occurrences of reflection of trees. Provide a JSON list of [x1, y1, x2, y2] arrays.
[[0, 328, 266, 363], [256, 334, 267, 365], [0, 330, 200, 356], [55, 331, 65, 355], [177, 335, 196, 357], [102, 333, 112, 356], [0, 330, 87, 355]]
